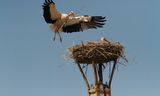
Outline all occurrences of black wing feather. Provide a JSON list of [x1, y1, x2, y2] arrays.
[[63, 23, 82, 33], [42, 0, 56, 24]]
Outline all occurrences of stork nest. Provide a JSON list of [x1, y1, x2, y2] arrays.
[[68, 39, 127, 64]]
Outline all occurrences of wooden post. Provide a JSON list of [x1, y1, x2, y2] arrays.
[[76, 63, 90, 90], [92, 60, 98, 96], [106, 88, 111, 96], [92, 60, 98, 85]]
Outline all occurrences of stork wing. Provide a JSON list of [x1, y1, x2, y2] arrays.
[[42, 0, 59, 24], [62, 15, 106, 33]]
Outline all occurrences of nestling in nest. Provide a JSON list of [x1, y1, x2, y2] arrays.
[[68, 37, 127, 64]]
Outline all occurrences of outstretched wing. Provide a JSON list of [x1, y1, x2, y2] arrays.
[[62, 15, 106, 33], [42, 0, 58, 24]]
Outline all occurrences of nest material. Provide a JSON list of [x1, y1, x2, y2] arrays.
[[68, 39, 126, 64]]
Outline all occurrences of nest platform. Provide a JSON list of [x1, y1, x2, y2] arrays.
[[68, 38, 126, 64]]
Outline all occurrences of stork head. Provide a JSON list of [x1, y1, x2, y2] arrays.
[[100, 37, 107, 41]]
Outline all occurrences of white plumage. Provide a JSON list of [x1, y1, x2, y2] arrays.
[[42, 0, 106, 42]]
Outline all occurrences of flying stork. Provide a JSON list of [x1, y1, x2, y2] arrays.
[[42, 0, 106, 42]]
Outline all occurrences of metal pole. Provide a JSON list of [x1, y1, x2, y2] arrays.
[[98, 63, 103, 84], [108, 61, 117, 88]]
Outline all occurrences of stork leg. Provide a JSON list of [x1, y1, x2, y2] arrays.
[[58, 32, 62, 42], [53, 26, 59, 42], [53, 32, 57, 42], [56, 26, 63, 43], [53, 25, 63, 42]]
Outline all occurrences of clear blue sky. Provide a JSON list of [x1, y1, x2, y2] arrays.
[[0, 0, 160, 96]]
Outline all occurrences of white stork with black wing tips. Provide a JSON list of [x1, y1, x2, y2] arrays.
[[42, 0, 106, 42]]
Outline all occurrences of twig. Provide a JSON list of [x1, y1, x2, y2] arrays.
[[85, 46, 97, 56], [95, 49, 108, 60]]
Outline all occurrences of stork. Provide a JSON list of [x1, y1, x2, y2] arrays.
[[42, 0, 106, 42]]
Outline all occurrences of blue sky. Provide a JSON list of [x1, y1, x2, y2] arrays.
[[0, 0, 160, 96]]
